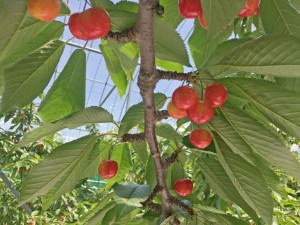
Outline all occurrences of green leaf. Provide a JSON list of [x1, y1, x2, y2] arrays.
[[118, 93, 167, 137], [42, 139, 100, 210], [19, 135, 98, 206], [38, 50, 86, 123], [131, 142, 148, 166], [201, 0, 247, 38], [0, 0, 26, 57], [113, 183, 150, 219], [220, 78, 300, 139], [18, 107, 113, 147], [260, 0, 300, 38], [214, 133, 273, 225], [154, 16, 190, 67], [156, 58, 184, 73], [156, 123, 182, 142], [220, 106, 300, 182], [100, 41, 128, 97], [1, 40, 65, 112], [108, 9, 137, 32], [188, 20, 231, 69], [86, 203, 116, 225], [204, 35, 300, 77], [145, 154, 156, 190], [198, 158, 259, 222], [59, 0, 70, 15], [276, 77, 300, 92], [102, 208, 117, 225], [105, 144, 132, 189], [160, 0, 183, 28], [170, 161, 185, 187]]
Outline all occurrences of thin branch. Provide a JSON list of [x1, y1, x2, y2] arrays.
[[104, 28, 136, 43], [141, 184, 163, 206], [158, 70, 195, 81], [156, 110, 169, 122], [143, 202, 162, 214], [122, 133, 145, 142], [169, 196, 195, 216], [163, 151, 179, 169]]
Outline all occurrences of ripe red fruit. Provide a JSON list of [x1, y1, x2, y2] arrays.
[[38, 143, 44, 149], [204, 83, 228, 108], [27, 0, 60, 22], [187, 101, 214, 124], [172, 86, 198, 110], [178, 0, 202, 18], [68, 13, 89, 40], [174, 179, 193, 196], [29, 220, 36, 225], [98, 160, 118, 179], [238, 0, 261, 18], [79, 7, 111, 40], [167, 101, 187, 119], [189, 129, 212, 149], [198, 1, 207, 29]]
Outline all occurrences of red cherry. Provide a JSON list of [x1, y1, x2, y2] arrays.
[[38, 143, 44, 149], [178, 0, 202, 19], [204, 83, 228, 108], [187, 101, 214, 124], [238, 0, 261, 18], [29, 220, 36, 225], [98, 160, 118, 179], [198, 1, 207, 29], [167, 101, 187, 119], [27, 0, 60, 22], [174, 179, 193, 196], [172, 86, 198, 110], [79, 7, 110, 40], [69, 13, 90, 40], [189, 129, 212, 149]]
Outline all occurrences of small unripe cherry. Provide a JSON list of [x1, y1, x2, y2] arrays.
[[98, 160, 118, 179], [68, 13, 89, 40], [79, 7, 111, 40], [238, 0, 261, 18], [204, 83, 228, 108], [178, 0, 202, 19], [187, 101, 214, 124], [174, 179, 193, 197], [172, 86, 198, 110], [27, 0, 60, 22], [189, 129, 212, 149], [167, 101, 187, 119]]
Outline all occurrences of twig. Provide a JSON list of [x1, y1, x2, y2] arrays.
[[158, 70, 194, 81], [156, 110, 169, 122], [104, 28, 136, 43], [163, 151, 179, 169], [122, 133, 145, 142], [141, 184, 163, 206], [169, 196, 195, 216]]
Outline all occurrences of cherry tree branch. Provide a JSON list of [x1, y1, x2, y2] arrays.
[[163, 151, 179, 169], [158, 70, 195, 81], [122, 133, 145, 142], [169, 196, 195, 216], [104, 28, 137, 43]]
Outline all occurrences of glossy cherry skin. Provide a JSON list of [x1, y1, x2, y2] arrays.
[[189, 128, 212, 149], [69, 13, 90, 40], [98, 160, 118, 179], [174, 179, 193, 196], [198, 0, 207, 29], [172, 86, 198, 110], [168, 101, 187, 119], [204, 83, 228, 108], [238, 0, 261, 18], [79, 7, 110, 40], [187, 101, 214, 124], [178, 0, 202, 19], [27, 0, 60, 22]]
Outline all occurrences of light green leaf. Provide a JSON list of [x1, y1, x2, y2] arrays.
[[86, 203, 116, 225], [19, 135, 98, 206], [1, 40, 65, 112], [59, 0, 70, 15], [38, 50, 86, 123], [198, 158, 259, 222], [102, 208, 117, 225], [145, 154, 156, 190], [201, 0, 247, 38], [131, 142, 148, 166], [156, 58, 184, 73], [154, 16, 190, 67], [18, 107, 113, 147], [156, 123, 182, 142], [42, 140, 100, 210], [220, 78, 300, 139], [118, 93, 167, 137], [100, 41, 128, 97], [205, 35, 300, 77], [220, 106, 300, 182], [108, 10, 137, 32], [260, 0, 300, 38], [105, 144, 132, 189], [276, 77, 300, 92], [160, 0, 183, 28], [113, 183, 150, 219], [214, 133, 273, 225]]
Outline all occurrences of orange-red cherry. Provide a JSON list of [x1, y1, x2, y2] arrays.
[[204, 83, 228, 108], [178, 0, 202, 19], [27, 0, 60, 22], [98, 160, 118, 179], [189, 129, 212, 149], [69, 13, 89, 40], [238, 0, 261, 18], [172, 86, 198, 110], [187, 101, 214, 124], [168, 102, 187, 119], [174, 179, 193, 196], [79, 7, 110, 40]]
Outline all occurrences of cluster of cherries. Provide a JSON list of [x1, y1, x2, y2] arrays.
[[178, 0, 261, 29], [168, 83, 227, 196], [27, 0, 111, 40]]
